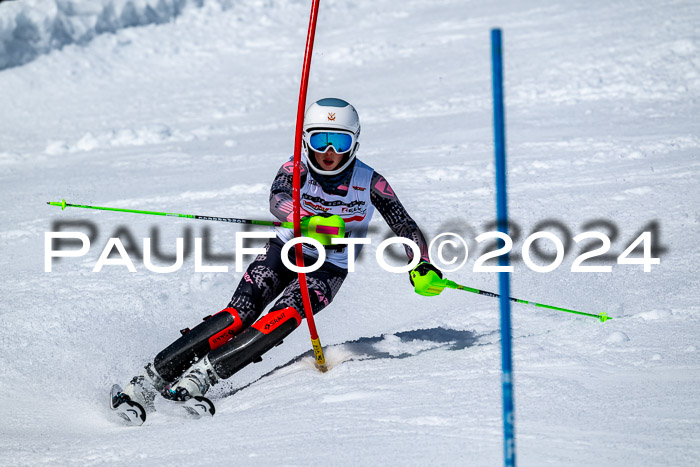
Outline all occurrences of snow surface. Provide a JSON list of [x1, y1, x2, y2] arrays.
[[0, 0, 207, 71], [1, 0, 699, 465]]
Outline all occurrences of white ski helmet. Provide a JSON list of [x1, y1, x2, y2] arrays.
[[303, 98, 361, 175]]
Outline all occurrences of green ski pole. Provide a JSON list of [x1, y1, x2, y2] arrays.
[[47, 199, 346, 245], [47, 198, 290, 228], [442, 279, 611, 322]]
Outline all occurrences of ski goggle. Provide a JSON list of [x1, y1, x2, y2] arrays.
[[305, 130, 355, 154]]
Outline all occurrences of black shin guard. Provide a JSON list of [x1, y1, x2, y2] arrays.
[[208, 307, 302, 380], [154, 308, 243, 382]]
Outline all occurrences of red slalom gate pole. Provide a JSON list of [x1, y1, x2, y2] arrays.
[[292, 0, 327, 371]]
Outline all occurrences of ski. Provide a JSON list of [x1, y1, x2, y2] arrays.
[[162, 392, 216, 419], [109, 384, 146, 426], [182, 395, 216, 418]]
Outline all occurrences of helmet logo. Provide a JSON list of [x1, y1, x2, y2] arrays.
[[327, 112, 336, 121]]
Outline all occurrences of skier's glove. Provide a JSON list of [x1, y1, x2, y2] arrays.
[[300, 215, 346, 246], [409, 262, 446, 297]]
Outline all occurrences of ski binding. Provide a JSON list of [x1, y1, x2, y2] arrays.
[[164, 387, 216, 419]]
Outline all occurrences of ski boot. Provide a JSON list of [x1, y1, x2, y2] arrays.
[[120, 363, 167, 413], [109, 363, 167, 426], [110, 384, 145, 426], [165, 356, 217, 418]]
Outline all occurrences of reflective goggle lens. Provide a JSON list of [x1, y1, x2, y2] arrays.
[[308, 132, 354, 153]]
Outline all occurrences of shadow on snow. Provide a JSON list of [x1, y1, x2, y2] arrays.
[[217, 327, 482, 399]]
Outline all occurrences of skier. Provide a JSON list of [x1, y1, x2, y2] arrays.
[[114, 98, 444, 418]]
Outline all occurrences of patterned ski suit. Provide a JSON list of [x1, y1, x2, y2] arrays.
[[151, 156, 430, 383]]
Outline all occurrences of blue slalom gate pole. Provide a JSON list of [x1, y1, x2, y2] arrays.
[[491, 28, 516, 466]]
